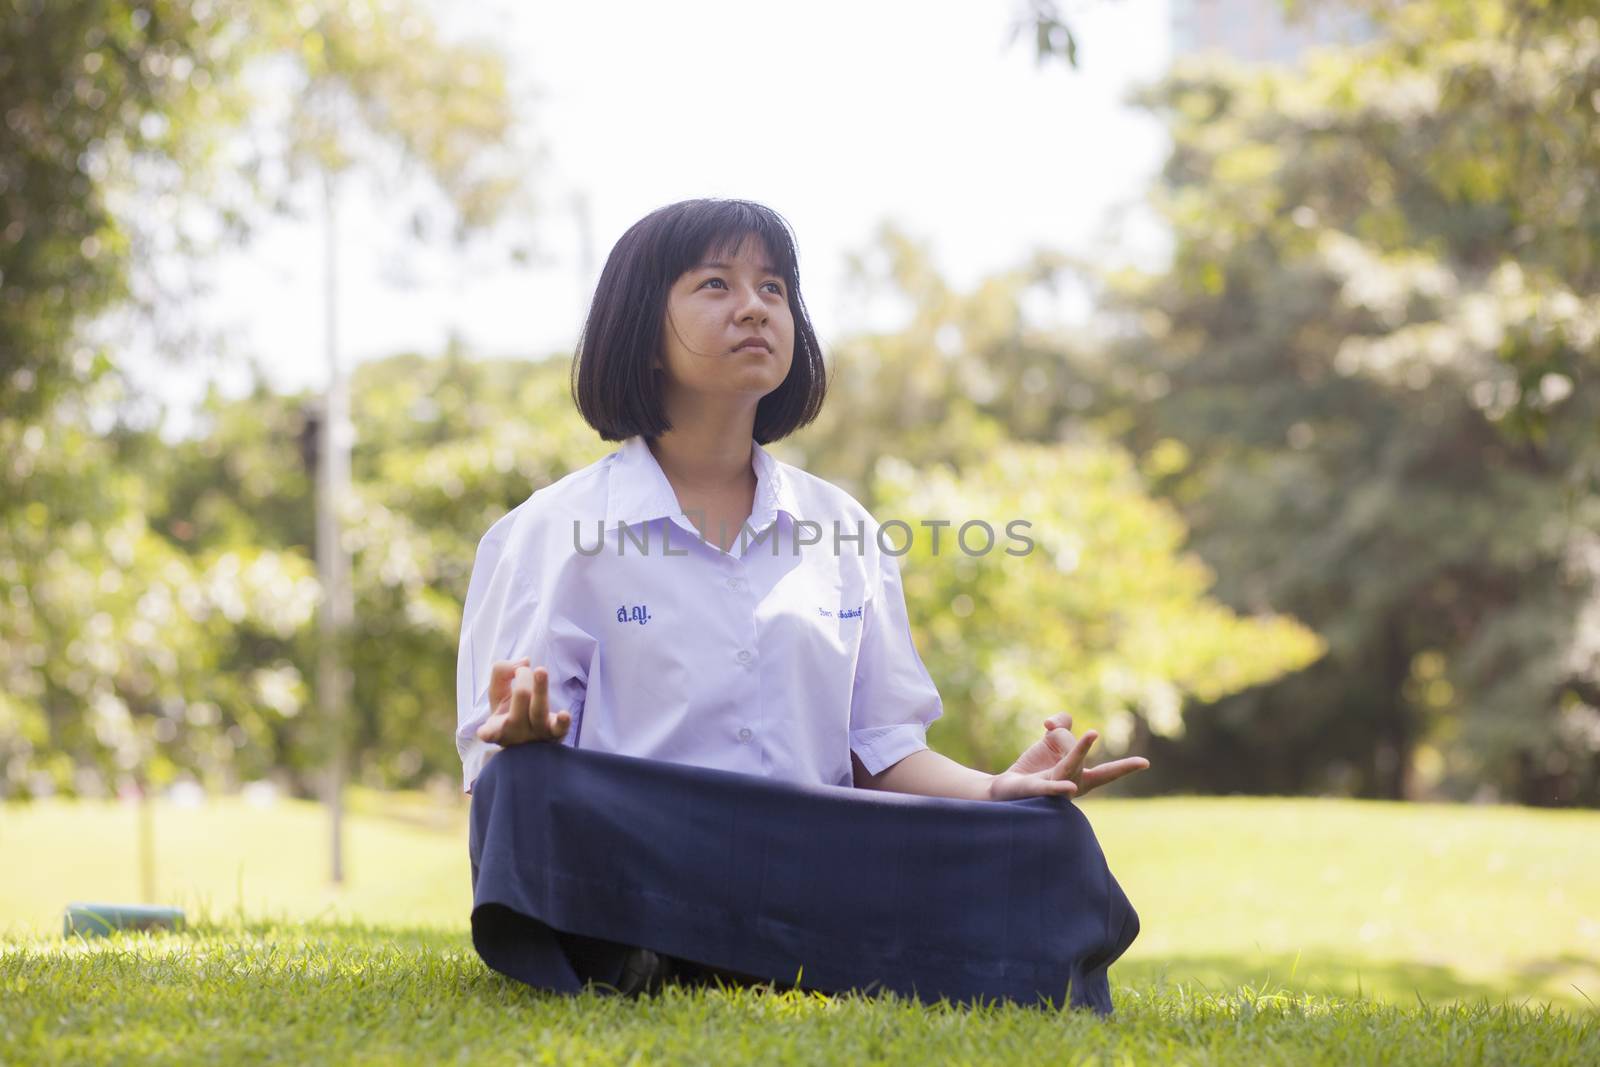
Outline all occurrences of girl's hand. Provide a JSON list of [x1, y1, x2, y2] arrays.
[[476, 659, 572, 746], [987, 712, 1150, 801]]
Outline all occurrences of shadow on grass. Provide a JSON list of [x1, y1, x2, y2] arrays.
[[1121, 951, 1600, 1015]]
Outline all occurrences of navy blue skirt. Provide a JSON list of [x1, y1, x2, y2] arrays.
[[468, 742, 1140, 1014]]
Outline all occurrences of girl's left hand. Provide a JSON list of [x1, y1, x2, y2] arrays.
[[987, 712, 1150, 801]]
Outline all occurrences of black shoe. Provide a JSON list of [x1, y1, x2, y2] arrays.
[[672, 958, 769, 991], [614, 947, 674, 996]]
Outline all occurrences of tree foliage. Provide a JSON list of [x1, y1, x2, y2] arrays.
[[2, 0, 524, 795], [790, 227, 1324, 772], [1085, 0, 1600, 802], [872, 444, 1323, 771], [9, 0, 1599, 807]]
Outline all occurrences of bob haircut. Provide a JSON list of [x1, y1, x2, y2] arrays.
[[571, 198, 828, 444]]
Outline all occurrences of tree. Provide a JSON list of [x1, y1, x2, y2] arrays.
[[135, 348, 604, 792], [2, 0, 276, 796], [1, 0, 261, 430], [792, 229, 1324, 774], [1083, 0, 1600, 802], [872, 444, 1323, 772], [1, 0, 527, 797]]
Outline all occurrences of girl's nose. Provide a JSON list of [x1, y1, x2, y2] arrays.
[[736, 286, 767, 324]]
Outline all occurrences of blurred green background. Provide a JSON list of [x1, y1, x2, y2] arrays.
[[5, 0, 1595, 807], [3, 2, 1599, 1012]]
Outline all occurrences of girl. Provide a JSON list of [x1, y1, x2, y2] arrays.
[[457, 198, 1148, 1009]]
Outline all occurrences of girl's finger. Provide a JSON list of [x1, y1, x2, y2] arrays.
[[530, 668, 551, 735], [1081, 757, 1149, 788], [510, 666, 534, 720], [1062, 729, 1098, 779], [476, 710, 505, 743]]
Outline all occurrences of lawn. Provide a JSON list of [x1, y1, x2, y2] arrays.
[[2, 792, 1596, 1064]]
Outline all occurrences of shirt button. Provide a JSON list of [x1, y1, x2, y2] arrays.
[[737, 728, 753, 742], [736, 649, 753, 664]]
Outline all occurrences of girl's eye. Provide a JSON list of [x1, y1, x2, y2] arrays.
[[701, 277, 785, 295]]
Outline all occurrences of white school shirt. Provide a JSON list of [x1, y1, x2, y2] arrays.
[[455, 434, 943, 792]]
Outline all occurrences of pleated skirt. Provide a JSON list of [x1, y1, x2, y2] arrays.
[[468, 742, 1140, 1014]]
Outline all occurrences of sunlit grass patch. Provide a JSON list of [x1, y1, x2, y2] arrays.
[[2, 792, 1598, 1062], [1, 922, 1595, 1066]]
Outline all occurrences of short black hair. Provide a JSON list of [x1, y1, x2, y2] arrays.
[[572, 198, 828, 444]]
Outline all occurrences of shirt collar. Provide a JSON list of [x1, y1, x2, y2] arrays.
[[604, 435, 801, 532]]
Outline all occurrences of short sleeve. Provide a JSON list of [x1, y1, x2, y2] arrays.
[[455, 515, 593, 793], [848, 541, 943, 776]]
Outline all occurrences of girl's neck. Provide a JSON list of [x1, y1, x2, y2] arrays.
[[646, 407, 758, 496]]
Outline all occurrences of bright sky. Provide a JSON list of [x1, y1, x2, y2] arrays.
[[164, 0, 1173, 411]]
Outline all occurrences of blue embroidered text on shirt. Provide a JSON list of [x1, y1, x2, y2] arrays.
[[617, 604, 651, 625], [820, 605, 863, 619]]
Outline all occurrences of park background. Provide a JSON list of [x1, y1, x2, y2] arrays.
[[3, 0, 1599, 1057]]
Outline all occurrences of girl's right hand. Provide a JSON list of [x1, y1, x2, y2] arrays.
[[476, 658, 572, 746]]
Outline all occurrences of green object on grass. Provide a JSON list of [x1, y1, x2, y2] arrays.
[[63, 903, 185, 938]]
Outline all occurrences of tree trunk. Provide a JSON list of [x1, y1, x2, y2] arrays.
[[1374, 613, 1415, 801]]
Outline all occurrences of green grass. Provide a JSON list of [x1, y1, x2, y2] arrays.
[[1, 787, 469, 936], [2, 792, 1597, 1064]]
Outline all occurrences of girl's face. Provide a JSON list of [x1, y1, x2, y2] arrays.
[[658, 235, 795, 408]]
